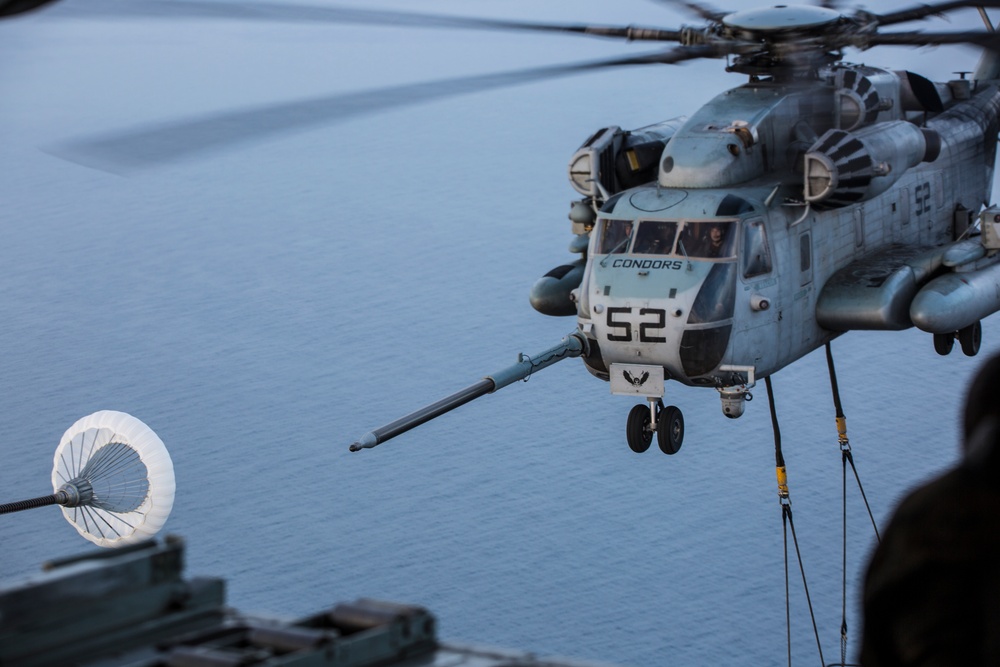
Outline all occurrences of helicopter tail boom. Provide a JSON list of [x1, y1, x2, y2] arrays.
[[349, 332, 588, 451]]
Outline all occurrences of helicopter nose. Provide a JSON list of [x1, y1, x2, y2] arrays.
[[679, 325, 734, 377]]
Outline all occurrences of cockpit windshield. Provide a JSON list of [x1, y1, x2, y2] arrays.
[[678, 221, 736, 259], [632, 221, 678, 255], [597, 219, 634, 254], [597, 218, 737, 259]]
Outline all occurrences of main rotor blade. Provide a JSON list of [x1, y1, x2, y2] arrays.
[[646, 0, 726, 22], [51, 45, 726, 173], [872, 1, 1000, 27], [50, 0, 682, 43], [861, 29, 1000, 50], [0, 0, 61, 18]]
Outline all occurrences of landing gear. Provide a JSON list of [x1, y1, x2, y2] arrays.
[[626, 404, 653, 453], [959, 320, 982, 357], [933, 332, 954, 356], [626, 399, 684, 454], [657, 405, 684, 455], [933, 320, 981, 357]]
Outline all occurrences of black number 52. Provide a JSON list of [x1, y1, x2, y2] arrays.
[[606, 307, 667, 343]]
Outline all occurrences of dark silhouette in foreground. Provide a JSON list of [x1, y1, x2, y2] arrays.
[[861, 352, 1000, 666]]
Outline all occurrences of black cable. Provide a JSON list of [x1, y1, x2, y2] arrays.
[[827, 342, 850, 667], [768, 377, 793, 666], [841, 450, 848, 667], [766, 376, 785, 471], [786, 503, 826, 667], [825, 342, 881, 667], [784, 507, 792, 667], [825, 343, 879, 540], [847, 452, 881, 542], [825, 343, 846, 420], [766, 377, 825, 667]]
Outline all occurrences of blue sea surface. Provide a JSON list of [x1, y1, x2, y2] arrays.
[[0, 1, 996, 664]]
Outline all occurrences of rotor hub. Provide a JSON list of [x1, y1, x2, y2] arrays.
[[722, 5, 843, 33]]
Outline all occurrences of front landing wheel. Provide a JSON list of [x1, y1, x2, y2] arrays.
[[626, 404, 653, 453], [959, 321, 982, 357], [657, 405, 684, 455], [934, 332, 954, 356]]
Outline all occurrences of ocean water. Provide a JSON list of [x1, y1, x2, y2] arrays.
[[0, 1, 997, 665]]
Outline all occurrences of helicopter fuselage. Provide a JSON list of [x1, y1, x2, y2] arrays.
[[348, 3, 1000, 453], [566, 69, 1000, 416]]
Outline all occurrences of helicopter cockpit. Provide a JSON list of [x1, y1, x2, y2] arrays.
[[582, 213, 751, 390], [596, 218, 738, 260]]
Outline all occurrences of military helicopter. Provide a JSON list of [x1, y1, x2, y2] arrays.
[[48, 0, 1000, 455], [345, 1, 1000, 455]]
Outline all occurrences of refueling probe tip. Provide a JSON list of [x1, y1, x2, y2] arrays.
[[349, 432, 379, 452]]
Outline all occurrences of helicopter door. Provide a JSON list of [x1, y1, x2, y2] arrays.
[[794, 229, 817, 349], [734, 218, 780, 372]]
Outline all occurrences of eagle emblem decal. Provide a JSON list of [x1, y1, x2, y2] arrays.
[[623, 370, 649, 387]]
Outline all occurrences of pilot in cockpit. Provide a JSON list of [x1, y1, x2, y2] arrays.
[[683, 222, 733, 258], [633, 220, 677, 255], [702, 223, 727, 257]]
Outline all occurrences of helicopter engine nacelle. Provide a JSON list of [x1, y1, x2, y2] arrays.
[[803, 120, 940, 208], [831, 66, 900, 131], [568, 119, 685, 199]]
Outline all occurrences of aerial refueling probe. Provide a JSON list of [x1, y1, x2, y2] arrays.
[[349, 332, 588, 451]]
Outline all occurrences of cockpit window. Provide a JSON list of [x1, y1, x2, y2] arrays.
[[632, 221, 678, 255], [742, 219, 772, 278], [598, 219, 634, 254], [678, 221, 736, 259]]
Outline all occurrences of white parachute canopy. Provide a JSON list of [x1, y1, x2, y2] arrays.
[[50, 411, 175, 548]]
